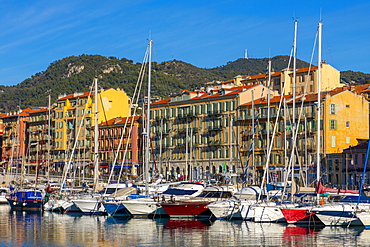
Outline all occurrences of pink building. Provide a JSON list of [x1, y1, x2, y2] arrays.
[[97, 116, 142, 180]]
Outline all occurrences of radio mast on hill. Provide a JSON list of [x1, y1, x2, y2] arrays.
[[244, 49, 248, 59]]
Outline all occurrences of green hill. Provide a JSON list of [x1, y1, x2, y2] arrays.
[[0, 55, 368, 111]]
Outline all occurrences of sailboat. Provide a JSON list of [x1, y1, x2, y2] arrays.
[[71, 77, 107, 215], [353, 140, 370, 228], [119, 40, 172, 218], [280, 20, 325, 225], [314, 141, 370, 227], [206, 186, 261, 220], [286, 21, 365, 226]]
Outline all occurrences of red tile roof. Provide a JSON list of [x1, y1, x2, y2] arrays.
[[240, 94, 293, 107], [151, 98, 172, 105], [295, 66, 318, 74], [57, 89, 110, 101], [1, 107, 47, 118], [151, 84, 261, 105], [242, 71, 282, 81], [100, 116, 141, 126]]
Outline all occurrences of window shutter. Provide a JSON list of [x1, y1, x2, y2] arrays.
[[331, 136, 336, 148]]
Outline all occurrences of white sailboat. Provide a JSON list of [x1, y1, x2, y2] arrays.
[[120, 40, 169, 217], [207, 186, 261, 220], [308, 20, 367, 227], [72, 77, 106, 214]]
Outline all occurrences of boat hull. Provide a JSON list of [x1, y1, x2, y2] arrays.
[[281, 208, 322, 224], [161, 201, 211, 218], [73, 199, 106, 215], [356, 210, 370, 228], [103, 201, 131, 217], [312, 204, 364, 226], [207, 199, 239, 219], [207, 199, 255, 220], [6, 190, 44, 211], [122, 200, 168, 217], [7, 197, 44, 211], [252, 206, 285, 223]]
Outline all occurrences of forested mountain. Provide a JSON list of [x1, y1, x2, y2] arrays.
[[0, 54, 368, 112], [340, 70, 370, 84]]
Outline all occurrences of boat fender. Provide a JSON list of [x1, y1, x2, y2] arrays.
[[319, 198, 325, 205], [45, 193, 50, 203], [13, 202, 17, 205], [23, 203, 27, 206]]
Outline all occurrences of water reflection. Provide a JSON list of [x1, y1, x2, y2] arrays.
[[163, 218, 213, 229], [105, 216, 131, 225], [282, 225, 322, 246], [2, 205, 370, 246]]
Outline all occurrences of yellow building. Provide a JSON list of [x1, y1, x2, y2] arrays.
[[237, 87, 369, 185], [52, 88, 131, 175], [322, 90, 369, 185], [241, 63, 344, 95], [323, 90, 369, 154]]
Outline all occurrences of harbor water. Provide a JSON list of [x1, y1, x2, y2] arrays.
[[0, 204, 369, 246]]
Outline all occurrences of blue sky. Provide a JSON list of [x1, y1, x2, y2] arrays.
[[0, 0, 369, 86]]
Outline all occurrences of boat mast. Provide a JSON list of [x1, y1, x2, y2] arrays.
[[93, 77, 100, 191], [145, 40, 153, 196], [291, 20, 298, 189], [251, 90, 255, 184], [47, 93, 51, 183], [185, 118, 189, 180], [266, 59, 271, 186], [316, 21, 322, 204]]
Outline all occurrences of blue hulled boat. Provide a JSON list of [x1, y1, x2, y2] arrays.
[[6, 189, 44, 211]]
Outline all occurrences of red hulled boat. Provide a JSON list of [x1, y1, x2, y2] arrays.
[[281, 208, 322, 224], [161, 201, 212, 218]]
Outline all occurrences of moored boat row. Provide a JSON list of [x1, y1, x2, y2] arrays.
[[7, 180, 370, 230]]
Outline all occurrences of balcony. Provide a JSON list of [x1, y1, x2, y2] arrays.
[[207, 110, 222, 116], [208, 140, 221, 146], [177, 128, 187, 134], [303, 111, 316, 118], [208, 126, 222, 131]]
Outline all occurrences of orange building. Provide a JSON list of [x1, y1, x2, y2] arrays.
[[98, 116, 142, 180], [1, 108, 44, 177]]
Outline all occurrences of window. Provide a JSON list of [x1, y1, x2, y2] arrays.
[[346, 105, 350, 108], [330, 104, 336, 114], [346, 121, 350, 128], [331, 136, 336, 148], [329, 120, 337, 130], [276, 136, 281, 148], [346, 137, 350, 144]]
